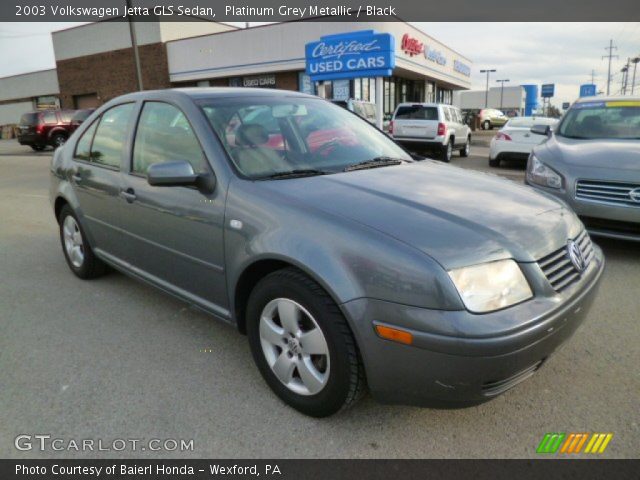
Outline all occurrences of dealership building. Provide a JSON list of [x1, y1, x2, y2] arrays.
[[0, 19, 472, 126]]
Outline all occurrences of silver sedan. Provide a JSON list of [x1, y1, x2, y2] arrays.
[[526, 96, 640, 241]]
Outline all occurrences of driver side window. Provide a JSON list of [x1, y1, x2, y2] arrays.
[[132, 102, 206, 175]]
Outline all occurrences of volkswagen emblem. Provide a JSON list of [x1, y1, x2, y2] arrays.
[[629, 187, 640, 203], [567, 240, 586, 272]]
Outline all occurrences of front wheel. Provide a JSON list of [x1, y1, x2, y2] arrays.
[[58, 205, 107, 279], [246, 268, 365, 417]]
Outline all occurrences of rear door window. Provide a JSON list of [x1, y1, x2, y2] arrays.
[[443, 108, 452, 122], [74, 119, 98, 161], [43, 112, 57, 124], [394, 106, 438, 120], [90, 103, 135, 169]]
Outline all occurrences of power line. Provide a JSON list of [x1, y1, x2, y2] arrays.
[[602, 39, 619, 95]]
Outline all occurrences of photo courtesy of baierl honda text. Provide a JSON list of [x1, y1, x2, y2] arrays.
[[0, 0, 638, 478]]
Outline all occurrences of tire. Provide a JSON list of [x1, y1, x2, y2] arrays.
[[483, 120, 491, 131], [460, 137, 470, 157], [58, 205, 107, 279], [440, 141, 453, 163], [246, 267, 365, 417], [489, 157, 500, 167], [31, 145, 46, 151], [51, 133, 67, 148]]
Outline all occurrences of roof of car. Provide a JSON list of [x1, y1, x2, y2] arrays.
[[574, 95, 640, 103]]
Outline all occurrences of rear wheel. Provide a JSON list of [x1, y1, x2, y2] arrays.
[[460, 137, 470, 157], [246, 268, 365, 417], [440, 141, 453, 162], [489, 157, 500, 167], [58, 205, 107, 279], [51, 133, 67, 148]]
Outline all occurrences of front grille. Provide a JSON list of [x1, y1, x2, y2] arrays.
[[537, 230, 594, 292], [481, 360, 544, 396], [576, 180, 640, 207]]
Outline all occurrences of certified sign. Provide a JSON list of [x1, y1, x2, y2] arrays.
[[305, 30, 395, 82]]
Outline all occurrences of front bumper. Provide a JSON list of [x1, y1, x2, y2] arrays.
[[341, 244, 605, 407]]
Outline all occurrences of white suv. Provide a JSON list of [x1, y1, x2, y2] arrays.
[[390, 103, 471, 162]]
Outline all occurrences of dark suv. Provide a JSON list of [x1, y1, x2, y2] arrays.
[[18, 110, 76, 151]]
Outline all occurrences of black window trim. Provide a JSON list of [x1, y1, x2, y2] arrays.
[[72, 101, 136, 172]]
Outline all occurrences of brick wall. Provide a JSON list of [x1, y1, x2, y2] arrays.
[[56, 43, 171, 109]]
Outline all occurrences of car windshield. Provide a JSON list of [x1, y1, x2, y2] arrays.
[[200, 96, 411, 179], [557, 101, 640, 139]]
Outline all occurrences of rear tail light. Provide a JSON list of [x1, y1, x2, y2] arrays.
[[35, 123, 44, 134], [437, 122, 446, 136], [388, 120, 394, 135], [496, 132, 512, 141]]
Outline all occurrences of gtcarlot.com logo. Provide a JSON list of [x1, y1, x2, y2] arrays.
[[536, 432, 613, 454], [14, 434, 194, 452]]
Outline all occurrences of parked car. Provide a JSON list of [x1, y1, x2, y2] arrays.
[[18, 109, 75, 150], [51, 88, 604, 417], [527, 96, 640, 241], [489, 116, 558, 167], [331, 98, 377, 125], [69, 108, 96, 133], [478, 108, 509, 130], [390, 103, 471, 162]]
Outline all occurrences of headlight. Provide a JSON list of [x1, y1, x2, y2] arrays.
[[448, 259, 533, 313], [526, 154, 563, 189]]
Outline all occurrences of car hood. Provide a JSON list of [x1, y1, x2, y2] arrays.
[[261, 161, 582, 269], [539, 135, 640, 171]]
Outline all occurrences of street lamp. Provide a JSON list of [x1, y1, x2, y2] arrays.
[[496, 79, 510, 111], [631, 57, 639, 95], [480, 69, 496, 108]]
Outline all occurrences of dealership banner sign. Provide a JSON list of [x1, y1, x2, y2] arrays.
[[305, 30, 395, 82]]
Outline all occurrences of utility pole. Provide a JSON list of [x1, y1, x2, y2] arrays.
[[496, 79, 510, 111], [480, 69, 496, 108], [631, 57, 640, 95], [589, 70, 596, 84], [126, 0, 143, 91], [602, 39, 618, 95], [621, 63, 629, 95]]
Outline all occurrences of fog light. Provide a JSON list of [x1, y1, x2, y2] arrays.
[[375, 324, 413, 345]]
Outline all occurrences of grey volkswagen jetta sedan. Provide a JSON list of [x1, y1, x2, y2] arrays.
[[50, 88, 604, 417], [527, 96, 640, 240]]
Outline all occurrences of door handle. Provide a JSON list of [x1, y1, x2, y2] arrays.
[[71, 173, 82, 183], [120, 188, 137, 203]]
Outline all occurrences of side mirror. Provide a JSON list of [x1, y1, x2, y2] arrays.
[[147, 160, 215, 192], [531, 124, 552, 136]]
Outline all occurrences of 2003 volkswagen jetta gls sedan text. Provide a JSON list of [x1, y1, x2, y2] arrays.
[[50, 89, 604, 417]]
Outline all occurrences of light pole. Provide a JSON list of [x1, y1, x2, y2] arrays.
[[631, 57, 639, 95], [496, 79, 510, 111], [480, 69, 496, 108], [126, 0, 143, 91]]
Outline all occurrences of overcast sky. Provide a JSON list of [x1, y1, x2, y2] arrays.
[[0, 22, 638, 106]]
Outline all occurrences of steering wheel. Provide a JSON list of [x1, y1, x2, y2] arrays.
[[315, 138, 342, 156]]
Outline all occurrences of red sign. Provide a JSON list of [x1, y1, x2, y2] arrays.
[[401, 34, 424, 57]]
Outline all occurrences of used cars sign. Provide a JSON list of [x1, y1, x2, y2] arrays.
[[305, 30, 395, 82]]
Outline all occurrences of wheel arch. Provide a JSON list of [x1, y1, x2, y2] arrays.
[[232, 256, 348, 336]]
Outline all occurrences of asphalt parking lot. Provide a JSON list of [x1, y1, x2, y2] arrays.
[[1, 137, 638, 459]]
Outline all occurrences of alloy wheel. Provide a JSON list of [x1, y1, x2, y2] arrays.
[[63, 215, 84, 268], [259, 298, 330, 396]]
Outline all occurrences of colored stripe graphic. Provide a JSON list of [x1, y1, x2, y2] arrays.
[[560, 433, 589, 453], [584, 433, 613, 454], [536, 433, 566, 453]]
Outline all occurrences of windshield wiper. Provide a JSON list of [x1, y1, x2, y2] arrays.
[[258, 169, 329, 180], [343, 157, 406, 172]]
